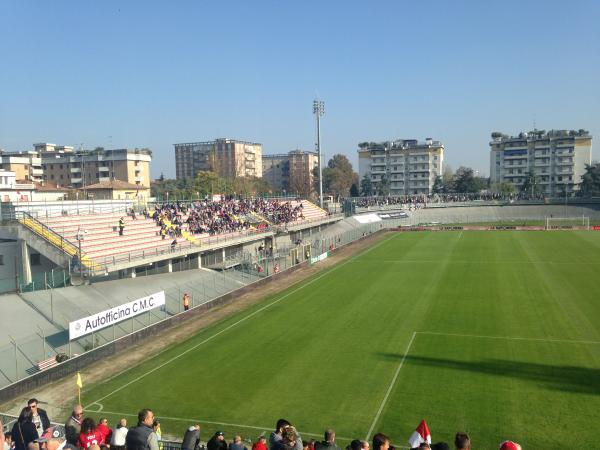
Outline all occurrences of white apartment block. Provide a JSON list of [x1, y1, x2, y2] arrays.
[[489, 130, 592, 195], [358, 138, 444, 195]]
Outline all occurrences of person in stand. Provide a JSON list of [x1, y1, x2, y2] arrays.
[[152, 421, 162, 450], [252, 437, 267, 450], [118, 218, 125, 236], [207, 432, 227, 450], [125, 409, 158, 450], [65, 405, 84, 446], [96, 418, 112, 448], [229, 436, 247, 450], [11, 407, 38, 450], [78, 418, 104, 449], [181, 425, 200, 450], [183, 293, 190, 311], [110, 419, 128, 450], [171, 239, 177, 252], [27, 399, 50, 439]]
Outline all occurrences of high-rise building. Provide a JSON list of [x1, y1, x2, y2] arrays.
[[358, 138, 444, 195], [174, 138, 262, 180], [261, 150, 318, 196], [489, 130, 592, 195]]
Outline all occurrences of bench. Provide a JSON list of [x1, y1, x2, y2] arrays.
[[37, 357, 58, 371]]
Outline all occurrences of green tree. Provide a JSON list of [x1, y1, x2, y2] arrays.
[[378, 174, 391, 196], [360, 174, 373, 196], [579, 163, 600, 197], [520, 169, 542, 197], [194, 171, 226, 197], [491, 181, 516, 195], [453, 166, 482, 193], [350, 183, 359, 197], [321, 154, 356, 197], [432, 175, 445, 194]]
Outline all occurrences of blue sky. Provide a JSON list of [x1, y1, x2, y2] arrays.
[[1, 0, 599, 179]]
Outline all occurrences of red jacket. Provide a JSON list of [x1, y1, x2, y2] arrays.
[[78, 430, 105, 449], [96, 424, 112, 444], [252, 442, 267, 450]]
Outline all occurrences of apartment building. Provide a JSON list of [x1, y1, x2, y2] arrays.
[[0, 151, 43, 183], [40, 146, 152, 189], [174, 138, 262, 180], [489, 130, 592, 195], [358, 138, 444, 195], [262, 154, 289, 191], [262, 150, 319, 196]]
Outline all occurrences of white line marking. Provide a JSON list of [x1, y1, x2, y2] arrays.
[[365, 331, 417, 441], [417, 331, 600, 345], [92, 410, 352, 439], [90, 234, 397, 407]]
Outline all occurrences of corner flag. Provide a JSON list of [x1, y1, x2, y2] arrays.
[[76, 372, 83, 389]]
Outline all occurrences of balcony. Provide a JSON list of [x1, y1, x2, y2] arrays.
[[71, 177, 82, 183], [371, 169, 386, 175], [31, 168, 43, 175], [99, 177, 111, 182], [370, 161, 386, 167], [99, 166, 110, 172], [70, 167, 81, 173]]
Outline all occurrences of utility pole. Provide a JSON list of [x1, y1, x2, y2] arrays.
[[313, 99, 325, 208]]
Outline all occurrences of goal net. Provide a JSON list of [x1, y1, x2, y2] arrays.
[[545, 216, 590, 230]]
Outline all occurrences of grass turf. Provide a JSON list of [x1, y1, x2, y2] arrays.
[[80, 231, 600, 450]]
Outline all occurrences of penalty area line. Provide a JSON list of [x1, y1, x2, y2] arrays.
[[88, 233, 397, 408]]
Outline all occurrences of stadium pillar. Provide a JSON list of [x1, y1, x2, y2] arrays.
[[19, 239, 32, 285], [195, 254, 202, 269], [129, 268, 136, 278], [167, 259, 173, 273]]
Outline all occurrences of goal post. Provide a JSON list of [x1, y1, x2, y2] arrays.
[[545, 216, 590, 230]]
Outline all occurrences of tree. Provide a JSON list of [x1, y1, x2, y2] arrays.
[[321, 154, 356, 197], [491, 181, 516, 195], [442, 165, 454, 192], [350, 183, 359, 197], [453, 166, 481, 193], [520, 169, 542, 197], [194, 171, 226, 197], [360, 174, 373, 196], [432, 176, 445, 194], [378, 175, 391, 196], [579, 163, 600, 197]]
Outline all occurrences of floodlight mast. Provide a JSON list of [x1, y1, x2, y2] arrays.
[[313, 99, 325, 208]]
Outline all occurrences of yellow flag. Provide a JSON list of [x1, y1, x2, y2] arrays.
[[76, 372, 83, 389]]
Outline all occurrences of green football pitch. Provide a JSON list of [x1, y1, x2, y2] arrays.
[[81, 231, 600, 450]]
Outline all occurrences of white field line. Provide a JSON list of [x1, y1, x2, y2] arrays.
[[86, 409, 353, 440], [89, 233, 397, 407], [417, 331, 600, 345], [355, 259, 600, 265], [365, 331, 417, 441]]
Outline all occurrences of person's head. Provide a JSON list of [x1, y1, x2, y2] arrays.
[[118, 418, 127, 428], [499, 441, 521, 450], [258, 436, 266, 444], [431, 443, 450, 450], [275, 419, 291, 433], [27, 399, 39, 414], [152, 420, 160, 431], [349, 440, 362, 450], [302, 440, 310, 450], [81, 418, 96, 435], [282, 427, 298, 446], [360, 441, 370, 450], [36, 427, 67, 450], [72, 405, 83, 420], [372, 433, 390, 450], [215, 432, 224, 441], [324, 429, 335, 444], [19, 407, 33, 423], [99, 418, 109, 427], [454, 433, 470, 450], [138, 409, 154, 427], [234, 436, 242, 444], [27, 442, 39, 450], [418, 444, 430, 449]]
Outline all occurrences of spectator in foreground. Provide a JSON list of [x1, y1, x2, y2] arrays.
[[96, 418, 112, 446], [27, 399, 50, 438], [125, 409, 159, 450], [65, 405, 84, 446], [12, 408, 39, 450], [347, 440, 362, 450], [207, 432, 227, 450], [372, 434, 390, 450], [152, 420, 162, 450], [229, 436, 248, 450], [35, 427, 77, 450], [181, 425, 200, 450], [430, 443, 450, 450], [454, 433, 471, 450], [78, 417, 105, 449], [111, 419, 128, 450], [279, 427, 299, 450], [269, 420, 302, 450], [499, 441, 521, 450], [252, 437, 267, 450], [315, 429, 340, 450]]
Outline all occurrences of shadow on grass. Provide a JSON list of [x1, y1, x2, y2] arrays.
[[378, 353, 600, 395]]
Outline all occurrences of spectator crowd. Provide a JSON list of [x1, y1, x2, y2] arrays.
[[0, 400, 522, 450], [146, 198, 305, 238]]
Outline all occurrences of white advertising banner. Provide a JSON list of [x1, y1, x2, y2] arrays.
[[69, 291, 166, 340]]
